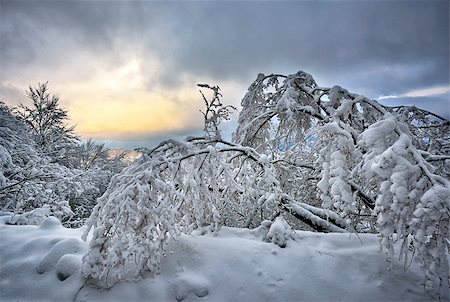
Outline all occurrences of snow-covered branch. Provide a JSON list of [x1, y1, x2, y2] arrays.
[[234, 71, 449, 295]]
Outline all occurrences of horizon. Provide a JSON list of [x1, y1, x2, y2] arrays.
[[1, 0, 449, 149]]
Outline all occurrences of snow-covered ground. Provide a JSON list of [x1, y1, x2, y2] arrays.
[[0, 214, 439, 302]]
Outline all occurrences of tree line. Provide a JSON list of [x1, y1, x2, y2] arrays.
[[0, 82, 128, 227]]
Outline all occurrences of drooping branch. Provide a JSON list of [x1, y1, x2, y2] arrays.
[[280, 197, 347, 233], [348, 181, 375, 210]]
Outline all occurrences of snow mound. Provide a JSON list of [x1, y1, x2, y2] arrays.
[[37, 238, 82, 274], [56, 254, 82, 281], [265, 216, 293, 247], [171, 271, 210, 301], [0, 216, 87, 302], [39, 216, 63, 229]]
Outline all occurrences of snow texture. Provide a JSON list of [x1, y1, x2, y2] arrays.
[[0, 214, 442, 302]]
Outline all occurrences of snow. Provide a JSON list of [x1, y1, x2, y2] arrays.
[[0, 214, 439, 302], [36, 238, 82, 274], [265, 217, 293, 248]]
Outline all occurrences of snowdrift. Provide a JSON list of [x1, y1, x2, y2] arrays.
[[0, 215, 438, 302]]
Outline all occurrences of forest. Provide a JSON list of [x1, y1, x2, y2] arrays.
[[1, 71, 449, 301]]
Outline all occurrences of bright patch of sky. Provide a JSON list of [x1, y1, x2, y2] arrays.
[[379, 85, 450, 100]]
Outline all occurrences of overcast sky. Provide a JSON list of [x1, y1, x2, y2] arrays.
[[0, 0, 449, 149]]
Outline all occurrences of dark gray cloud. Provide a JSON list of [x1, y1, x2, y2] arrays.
[[1, 1, 448, 92], [132, 1, 449, 96], [0, 82, 25, 106]]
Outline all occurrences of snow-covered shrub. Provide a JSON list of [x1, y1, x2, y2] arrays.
[[81, 86, 282, 288], [6, 208, 50, 226], [2, 156, 109, 226], [81, 137, 283, 288], [265, 216, 294, 248]]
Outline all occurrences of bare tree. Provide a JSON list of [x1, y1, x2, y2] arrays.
[[16, 82, 79, 164]]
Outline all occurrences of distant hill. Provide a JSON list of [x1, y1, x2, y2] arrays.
[[107, 148, 142, 164]]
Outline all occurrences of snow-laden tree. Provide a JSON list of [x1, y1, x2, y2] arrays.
[[0, 102, 40, 207], [57, 139, 123, 225], [81, 85, 283, 288], [1, 98, 120, 227], [65, 138, 128, 173], [0, 102, 74, 223], [82, 72, 448, 295], [233, 71, 449, 296], [81, 82, 352, 288], [16, 82, 79, 165]]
